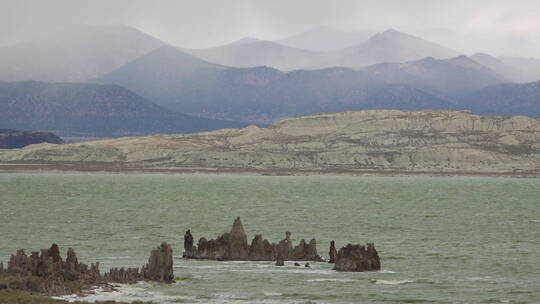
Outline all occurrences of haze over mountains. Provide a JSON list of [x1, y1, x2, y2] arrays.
[[0, 25, 164, 83], [277, 27, 375, 52], [1, 24, 540, 138], [96, 45, 506, 124]]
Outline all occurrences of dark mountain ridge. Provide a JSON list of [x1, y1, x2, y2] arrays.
[[457, 80, 540, 117], [0, 129, 63, 149], [97, 46, 511, 124], [0, 81, 248, 137]]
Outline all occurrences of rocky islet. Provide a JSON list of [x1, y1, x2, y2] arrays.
[[0, 242, 174, 296]]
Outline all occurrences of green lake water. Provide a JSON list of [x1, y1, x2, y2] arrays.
[[0, 172, 539, 303]]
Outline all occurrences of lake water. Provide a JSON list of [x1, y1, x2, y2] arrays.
[[1, 173, 539, 304]]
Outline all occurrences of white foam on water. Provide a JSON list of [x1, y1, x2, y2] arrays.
[[53, 282, 193, 304], [374, 279, 413, 285], [263, 292, 283, 296], [100, 256, 131, 260], [306, 278, 359, 282], [377, 269, 397, 274]]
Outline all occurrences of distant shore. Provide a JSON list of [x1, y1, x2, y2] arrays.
[[0, 162, 538, 178]]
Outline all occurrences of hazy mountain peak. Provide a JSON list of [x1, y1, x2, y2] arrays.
[[380, 28, 403, 36], [183, 38, 321, 71], [369, 28, 429, 45], [107, 44, 223, 75], [229, 37, 261, 46], [471, 52, 495, 60], [0, 24, 164, 82], [277, 26, 374, 52], [448, 55, 489, 69]]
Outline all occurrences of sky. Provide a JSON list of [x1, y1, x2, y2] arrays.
[[1, 0, 540, 57]]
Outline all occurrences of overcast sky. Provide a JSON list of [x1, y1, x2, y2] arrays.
[[1, 0, 540, 57]]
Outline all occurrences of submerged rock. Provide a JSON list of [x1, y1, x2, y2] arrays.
[[333, 243, 381, 272], [328, 240, 337, 263]]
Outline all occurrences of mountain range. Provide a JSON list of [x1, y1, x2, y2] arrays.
[[1, 24, 540, 138], [97, 45, 510, 124], [183, 29, 461, 71]]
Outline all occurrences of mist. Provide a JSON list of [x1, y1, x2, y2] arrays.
[[1, 0, 540, 57]]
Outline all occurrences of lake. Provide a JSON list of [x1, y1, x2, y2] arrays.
[[1, 173, 539, 303]]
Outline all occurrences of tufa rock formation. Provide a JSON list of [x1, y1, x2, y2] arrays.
[[333, 243, 381, 272], [184, 229, 195, 254], [0, 243, 174, 296], [328, 240, 337, 263], [142, 242, 174, 282], [105, 242, 174, 283], [184, 218, 323, 262]]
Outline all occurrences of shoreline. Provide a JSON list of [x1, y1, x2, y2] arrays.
[[0, 162, 538, 178]]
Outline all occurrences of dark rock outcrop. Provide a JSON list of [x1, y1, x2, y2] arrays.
[[103, 267, 142, 284], [228, 217, 250, 259], [0, 129, 63, 149], [248, 234, 276, 261], [183, 218, 323, 262], [275, 232, 293, 261], [4, 244, 100, 295], [291, 238, 323, 262], [1, 242, 175, 296], [328, 240, 337, 263], [184, 229, 194, 253], [142, 242, 174, 282], [333, 243, 381, 272]]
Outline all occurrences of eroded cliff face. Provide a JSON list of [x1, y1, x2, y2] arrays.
[[1, 110, 539, 173]]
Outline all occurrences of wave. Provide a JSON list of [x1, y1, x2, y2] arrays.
[[306, 278, 359, 282], [373, 279, 413, 285], [53, 282, 191, 304]]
